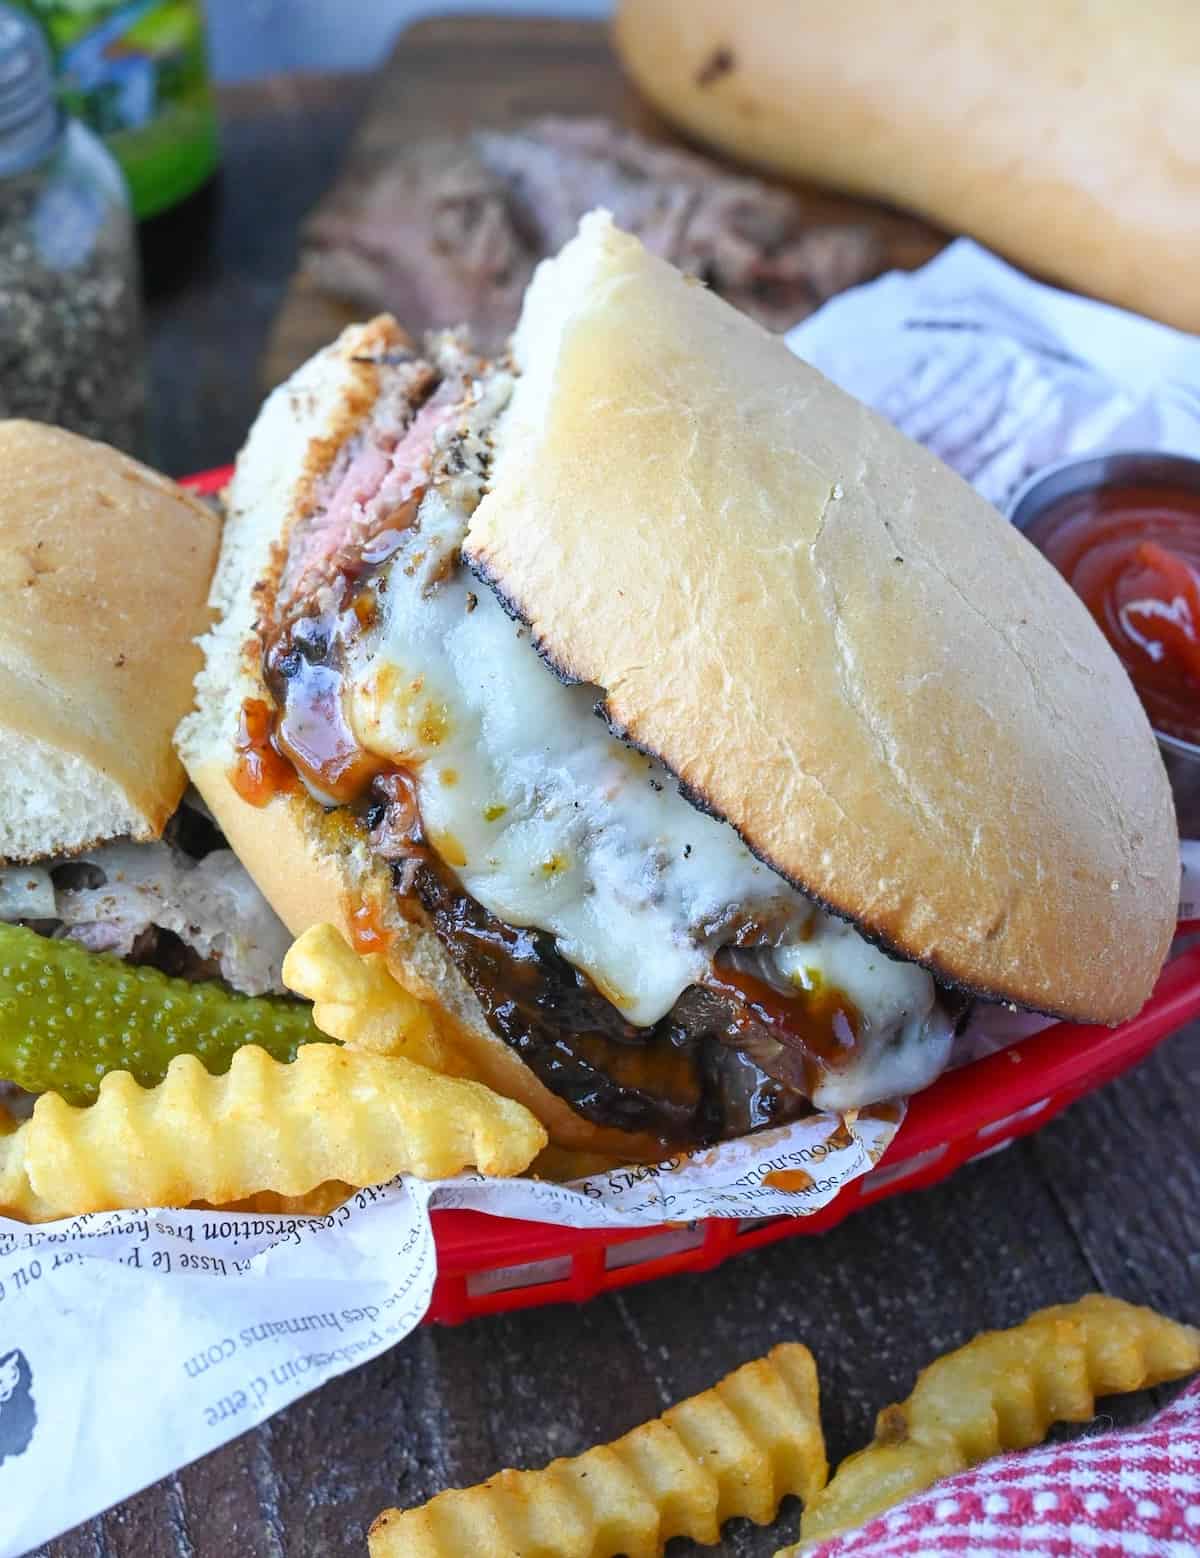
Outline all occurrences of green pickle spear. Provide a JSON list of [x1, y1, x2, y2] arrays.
[[0, 923, 326, 1105]]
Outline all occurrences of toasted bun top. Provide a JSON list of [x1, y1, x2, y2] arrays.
[[0, 421, 219, 863], [465, 213, 1178, 1023]]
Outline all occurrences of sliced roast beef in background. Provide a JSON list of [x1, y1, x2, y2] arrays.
[[302, 117, 883, 353], [0, 796, 292, 997]]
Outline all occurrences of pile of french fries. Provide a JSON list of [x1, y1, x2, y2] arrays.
[[369, 1295, 1200, 1557], [0, 922, 546, 1222]]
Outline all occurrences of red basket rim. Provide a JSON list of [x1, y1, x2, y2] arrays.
[[429, 938, 1200, 1265], [183, 466, 233, 497]]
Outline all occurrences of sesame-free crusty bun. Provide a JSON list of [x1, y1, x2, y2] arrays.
[[614, 0, 1200, 335], [0, 422, 219, 864], [464, 213, 1178, 1024]]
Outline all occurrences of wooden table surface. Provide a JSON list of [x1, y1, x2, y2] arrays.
[[40, 21, 1200, 1558]]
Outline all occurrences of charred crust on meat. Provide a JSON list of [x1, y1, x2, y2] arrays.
[[695, 47, 735, 87], [261, 317, 407, 636]]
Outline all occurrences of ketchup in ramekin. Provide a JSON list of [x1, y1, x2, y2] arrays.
[[1010, 452, 1200, 837], [1023, 484, 1200, 746]]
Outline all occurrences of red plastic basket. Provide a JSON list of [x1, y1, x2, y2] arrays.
[[182, 468, 1200, 1325]]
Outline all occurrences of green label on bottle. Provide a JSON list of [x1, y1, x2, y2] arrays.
[[16, 0, 219, 218]]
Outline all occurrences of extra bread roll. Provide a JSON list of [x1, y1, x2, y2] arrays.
[[180, 214, 1176, 1158], [613, 0, 1200, 332], [0, 422, 220, 864]]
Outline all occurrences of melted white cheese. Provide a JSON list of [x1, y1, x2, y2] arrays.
[[343, 381, 953, 1107], [772, 930, 951, 1109]]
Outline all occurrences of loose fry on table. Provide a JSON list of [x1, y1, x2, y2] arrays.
[[0, 921, 325, 1105], [777, 1294, 1200, 1552], [0, 1042, 547, 1222], [282, 922, 451, 1070], [369, 1341, 826, 1558]]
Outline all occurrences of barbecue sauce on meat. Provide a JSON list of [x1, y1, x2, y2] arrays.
[[268, 636, 387, 805], [231, 698, 297, 807], [706, 963, 864, 1089], [413, 853, 806, 1145], [348, 901, 389, 953]]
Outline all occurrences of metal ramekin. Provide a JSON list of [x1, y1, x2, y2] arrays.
[[1008, 450, 1200, 838]]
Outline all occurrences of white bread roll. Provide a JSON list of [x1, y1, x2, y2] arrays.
[[468, 214, 1177, 1024], [613, 0, 1200, 332], [180, 215, 1177, 1157], [0, 422, 219, 864]]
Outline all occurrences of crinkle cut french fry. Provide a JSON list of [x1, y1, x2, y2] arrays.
[[282, 924, 452, 1070], [781, 1295, 1200, 1551], [0, 1129, 53, 1222], [368, 1342, 826, 1558], [0, 1043, 547, 1222], [202, 1182, 352, 1216]]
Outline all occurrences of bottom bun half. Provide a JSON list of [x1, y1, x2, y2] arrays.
[[188, 755, 666, 1168]]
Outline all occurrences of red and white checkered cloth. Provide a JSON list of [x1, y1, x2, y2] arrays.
[[812, 1380, 1200, 1557]]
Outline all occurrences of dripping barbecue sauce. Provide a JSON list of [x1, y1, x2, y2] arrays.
[[231, 698, 296, 807], [348, 901, 389, 954]]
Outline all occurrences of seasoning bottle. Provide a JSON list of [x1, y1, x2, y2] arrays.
[[0, 3, 144, 452], [11, 0, 219, 222]]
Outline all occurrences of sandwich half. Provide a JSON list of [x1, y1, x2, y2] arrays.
[[178, 212, 1179, 1163], [0, 421, 296, 1004]]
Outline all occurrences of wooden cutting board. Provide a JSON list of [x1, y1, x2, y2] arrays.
[[262, 16, 947, 390]]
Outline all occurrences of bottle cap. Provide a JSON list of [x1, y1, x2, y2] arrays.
[[0, 5, 59, 177]]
